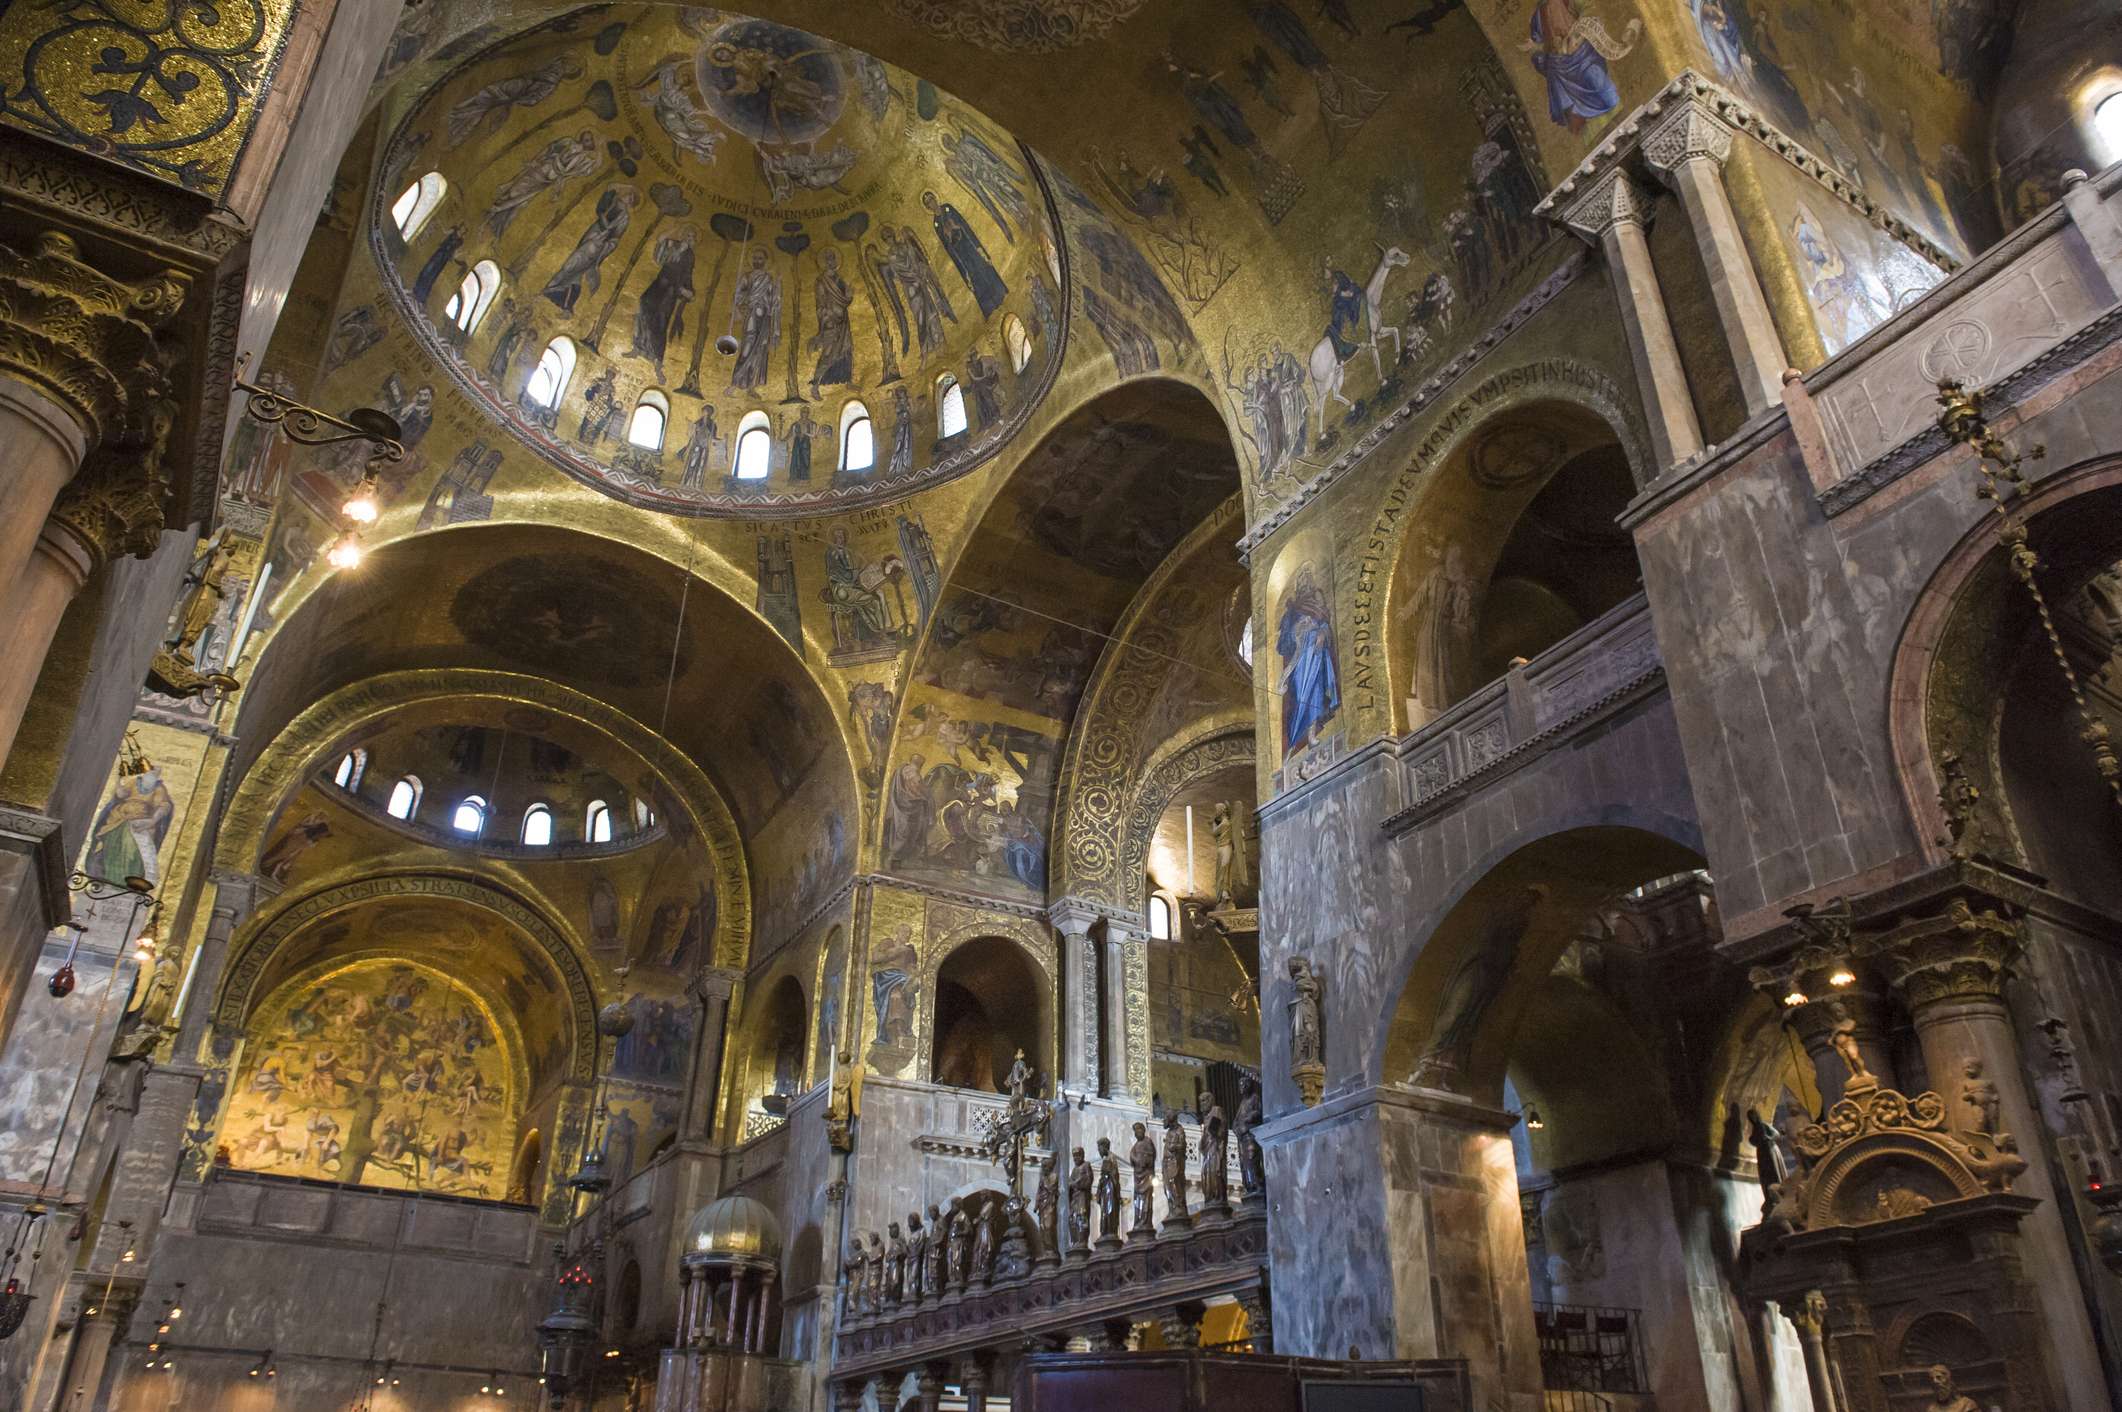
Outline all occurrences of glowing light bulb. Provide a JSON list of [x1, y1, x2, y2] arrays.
[[1524, 1105, 1545, 1131], [342, 486, 380, 524], [327, 535, 364, 570], [1828, 967, 1855, 988], [1782, 989, 1808, 1008]]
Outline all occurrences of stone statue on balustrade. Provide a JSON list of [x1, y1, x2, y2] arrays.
[[1095, 1136, 1124, 1249], [1198, 1097, 1229, 1215], [1068, 1145, 1093, 1253], [1035, 1155, 1060, 1264], [905, 1210, 928, 1302], [1129, 1121, 1157, 1236], [1288, 957, 1325, 1105], [924, 1203, 948, 1294], [970, 1200, 998, 1288], [843, 1237, 868, 1315], [1160, 1111, 1191, 1231], [884, 1222, 907, 1308], [946, 1197, 972, 1295], [1237, 1074, 1265, 1204], [866, 1231, 887, 1309], [1007, 1047, 1034, 1101]]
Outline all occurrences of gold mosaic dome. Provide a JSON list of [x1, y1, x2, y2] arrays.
[[684, 1192, 785, 1264], [373, 5, 1068, 517]]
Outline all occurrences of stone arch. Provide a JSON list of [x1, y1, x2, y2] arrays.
[[1109, 716, 1255, 916], [1368, 360, 1652, 733], [1885, 456, 2122, 901], [1051, 494, 1251, 907], [213, 668, 752, 970], [730, 970, 811, 1135], [922, 930, 1053, 1093], [1375, 818, 1703, 1100], [215, 870, 602, 1083]]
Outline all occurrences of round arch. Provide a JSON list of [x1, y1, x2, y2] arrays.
[[1376, 820, 1703, 1101], [216, 870, 603, 1083], [1371, 363, 1651, 733], [1885, 456, 2122, 893], [214, 668, 752, 970], [923, 932, 1053, 1093]]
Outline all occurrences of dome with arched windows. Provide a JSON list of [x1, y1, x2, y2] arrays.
[[374, 6, 1069, 517]]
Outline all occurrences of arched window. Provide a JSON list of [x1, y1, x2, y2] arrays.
[[2098, 91, 2122, 163], [1236, 617, 1254, 669], [1004, 315, 1032, 373], [732, 410, 772, 480], [633, 798, 653, 830], [524, 337, 576, 410], [444, 259, 501, 333], [586, 800, 612, 843], [390, 172, 447, 240], [627, 389, 669, 450], [1147, 894, 1173, 941], [452, 795, 488, 836], [332, 749, 367, 791], [520, 804, 553, 847], [838, 400, 874, 474], [386, 776, 422, 820], [936, 375, 967, 438]]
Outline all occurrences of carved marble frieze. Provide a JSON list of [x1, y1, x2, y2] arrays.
[[832, 1208, 1266, 1379]]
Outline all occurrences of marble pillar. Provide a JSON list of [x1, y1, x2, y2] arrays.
[[0, 523, 96, 767], [959, 1354, 989, 1412], [1778, 1292, 1841, 1412], [1099, 924, 1134, 1102], [684, 968, 739, 1140], [172, 872, 262, 1063], [1049, 902, 1099, 1094], [915, 1363, 944, 1412], [0, 377, 87, 622], [1642, 101, 1790, 416], [1258, 1085, 1542, 1410], [1556, 169, 1705, 473], [1859, 897, 2107, 1412], [54, 1288, 136, 1412]]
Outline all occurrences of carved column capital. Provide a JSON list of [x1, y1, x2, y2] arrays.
[[0, 230, 188, 449], [1046, 897, 1105, 939], [1856, 898, 2022, 1010], [688, 965, 741, 1006], [46, 394, 177, 567], [1641, 99, 1734, 178], [1555, 168, 1654, 244]]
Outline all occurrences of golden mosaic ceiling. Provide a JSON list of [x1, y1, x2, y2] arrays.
[[374, 5, 1068, 517]]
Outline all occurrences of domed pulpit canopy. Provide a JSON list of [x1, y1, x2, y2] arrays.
[[678, 1195, 785, 1353]]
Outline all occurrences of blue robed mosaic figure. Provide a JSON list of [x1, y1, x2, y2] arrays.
[[1276, 561, 1340, 755]]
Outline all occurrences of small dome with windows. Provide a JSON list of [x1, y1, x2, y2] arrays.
[[372, 5, 1069, 519]]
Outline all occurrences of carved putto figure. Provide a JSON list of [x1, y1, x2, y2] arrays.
[[1827, 1000, 1874, 1089], [1958, 1059, 2001, 1136], [1236, 1074, 1266, 1199], [1068, 1145, 1093, 1248], [1199, 1099, 1229, 1209], [1095, 1136, 1123, 1243], [1128, 1121, 1157, 1234]]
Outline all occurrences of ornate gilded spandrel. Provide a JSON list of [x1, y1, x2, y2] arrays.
[[0, 0, 300, 194]]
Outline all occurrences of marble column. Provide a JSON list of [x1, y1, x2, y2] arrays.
[[915, 1363, 945, 1412], [1642, 101, 1790, 416], [1556, 169, 1705, 473], [0, 378, 86, 617], [1257, 1085, 1541, 1408], [55, 1288, 136, 1412], [1049, 901, 1099, 1093], [0, 522, 96, 771], [959, 1354, 989, 1412], [1858, 897, 2106, 1412], [1099, 922, 1136, 1103], [172, 872, 263, 1063], [683, 967, 739, 1140], [1235, 1286, 1274, 1354], [1778, 1292, 1841, 1412]]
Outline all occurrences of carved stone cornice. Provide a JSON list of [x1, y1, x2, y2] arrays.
[[0, 230, 187, 450], [1641, 99, 1734, 176], [1855, 898, 2022, 1009], [1555, 169, 1653, 244]]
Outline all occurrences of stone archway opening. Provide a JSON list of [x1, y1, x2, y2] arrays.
[[931, 937, 1047, 1094]]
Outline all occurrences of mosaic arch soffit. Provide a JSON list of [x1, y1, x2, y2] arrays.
[[215, 668, 753, 969], [216, 869, 602, 1085], [1111, 713, 1256, 914], [368, 4, 1074, 519], [1049, 492, 1249, 905]]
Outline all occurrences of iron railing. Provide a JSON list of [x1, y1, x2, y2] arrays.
[[1531, 1302, 1647, 1395]]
